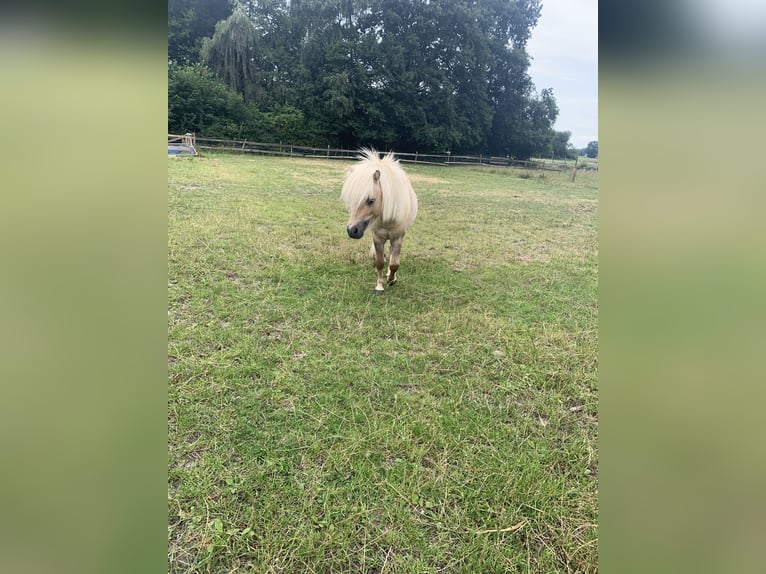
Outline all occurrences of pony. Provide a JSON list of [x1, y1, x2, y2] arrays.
[[341, 148, 418, 295]]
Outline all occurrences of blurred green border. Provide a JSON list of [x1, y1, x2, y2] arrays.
[[600, 56, 766, 573], [0, 26, 168, 574]]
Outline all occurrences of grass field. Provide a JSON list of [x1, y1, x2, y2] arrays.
[[168, 153, 598, 573]]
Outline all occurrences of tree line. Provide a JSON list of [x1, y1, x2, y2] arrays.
[[169, 0, 590, 159]]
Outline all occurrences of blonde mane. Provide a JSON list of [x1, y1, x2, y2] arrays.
[[340, 148, 417, 227]]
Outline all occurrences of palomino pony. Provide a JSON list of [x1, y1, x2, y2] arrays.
[[341, 148, 418, 295]]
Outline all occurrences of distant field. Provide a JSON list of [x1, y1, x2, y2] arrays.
[[168, 153, 598, 573]]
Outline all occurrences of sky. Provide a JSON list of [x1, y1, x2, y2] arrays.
[[526, 0, 598, 149]]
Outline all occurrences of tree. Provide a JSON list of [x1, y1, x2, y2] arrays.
[[200, 5, 262, 102], [481, 1, 561, 159], [168, 0, 234, 64], [584, 140, 598, 158], [168, 0, 558, 156], [552, 131, 576, 159]]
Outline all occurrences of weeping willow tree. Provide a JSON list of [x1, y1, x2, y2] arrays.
[[200, 5, 260, 102]]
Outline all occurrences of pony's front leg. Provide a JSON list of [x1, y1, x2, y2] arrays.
[[386, 236, 403, 286], [373, 237, 386, 295]]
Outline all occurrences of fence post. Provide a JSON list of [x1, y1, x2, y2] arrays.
[[570, 157, 579, 182], [327, 145, 330, 158]]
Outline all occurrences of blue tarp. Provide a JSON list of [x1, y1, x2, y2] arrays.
[[168, 144, 197, 157]]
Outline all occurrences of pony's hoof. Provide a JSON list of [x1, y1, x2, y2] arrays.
[[374, 289, 384, 296]]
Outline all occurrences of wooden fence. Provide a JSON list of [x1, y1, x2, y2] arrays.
[[168, 134, 598, 172]]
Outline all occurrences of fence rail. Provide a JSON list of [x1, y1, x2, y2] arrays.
[[168, 134, 597, 171]]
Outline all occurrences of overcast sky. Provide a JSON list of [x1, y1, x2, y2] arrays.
[[526, 0, 598, 149]]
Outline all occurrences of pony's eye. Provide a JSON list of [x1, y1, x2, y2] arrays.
[[366, 198, 375, 206]]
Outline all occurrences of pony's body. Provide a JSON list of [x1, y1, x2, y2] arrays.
[[341, 148, 418, 294]]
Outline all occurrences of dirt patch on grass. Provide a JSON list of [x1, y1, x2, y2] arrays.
[[223, 270, 244, 286]]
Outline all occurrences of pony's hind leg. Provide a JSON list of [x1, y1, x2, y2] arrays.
[[373, 237, 386, 295], [386, 236, 403, 286]]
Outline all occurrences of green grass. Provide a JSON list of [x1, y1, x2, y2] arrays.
[[168, 153, 598, 573]]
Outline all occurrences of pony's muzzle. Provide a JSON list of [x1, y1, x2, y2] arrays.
[[347, 220, 368, 239]]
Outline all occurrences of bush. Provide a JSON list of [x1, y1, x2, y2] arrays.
[[168, 63, 252, 137], [169, 64, 327, 146]]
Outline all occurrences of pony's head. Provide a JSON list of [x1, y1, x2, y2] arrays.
[[345, 168, 382, 239], [341, 148, 415, 239]]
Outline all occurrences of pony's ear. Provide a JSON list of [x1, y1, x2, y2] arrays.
[[373, 170, 380, 182]]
